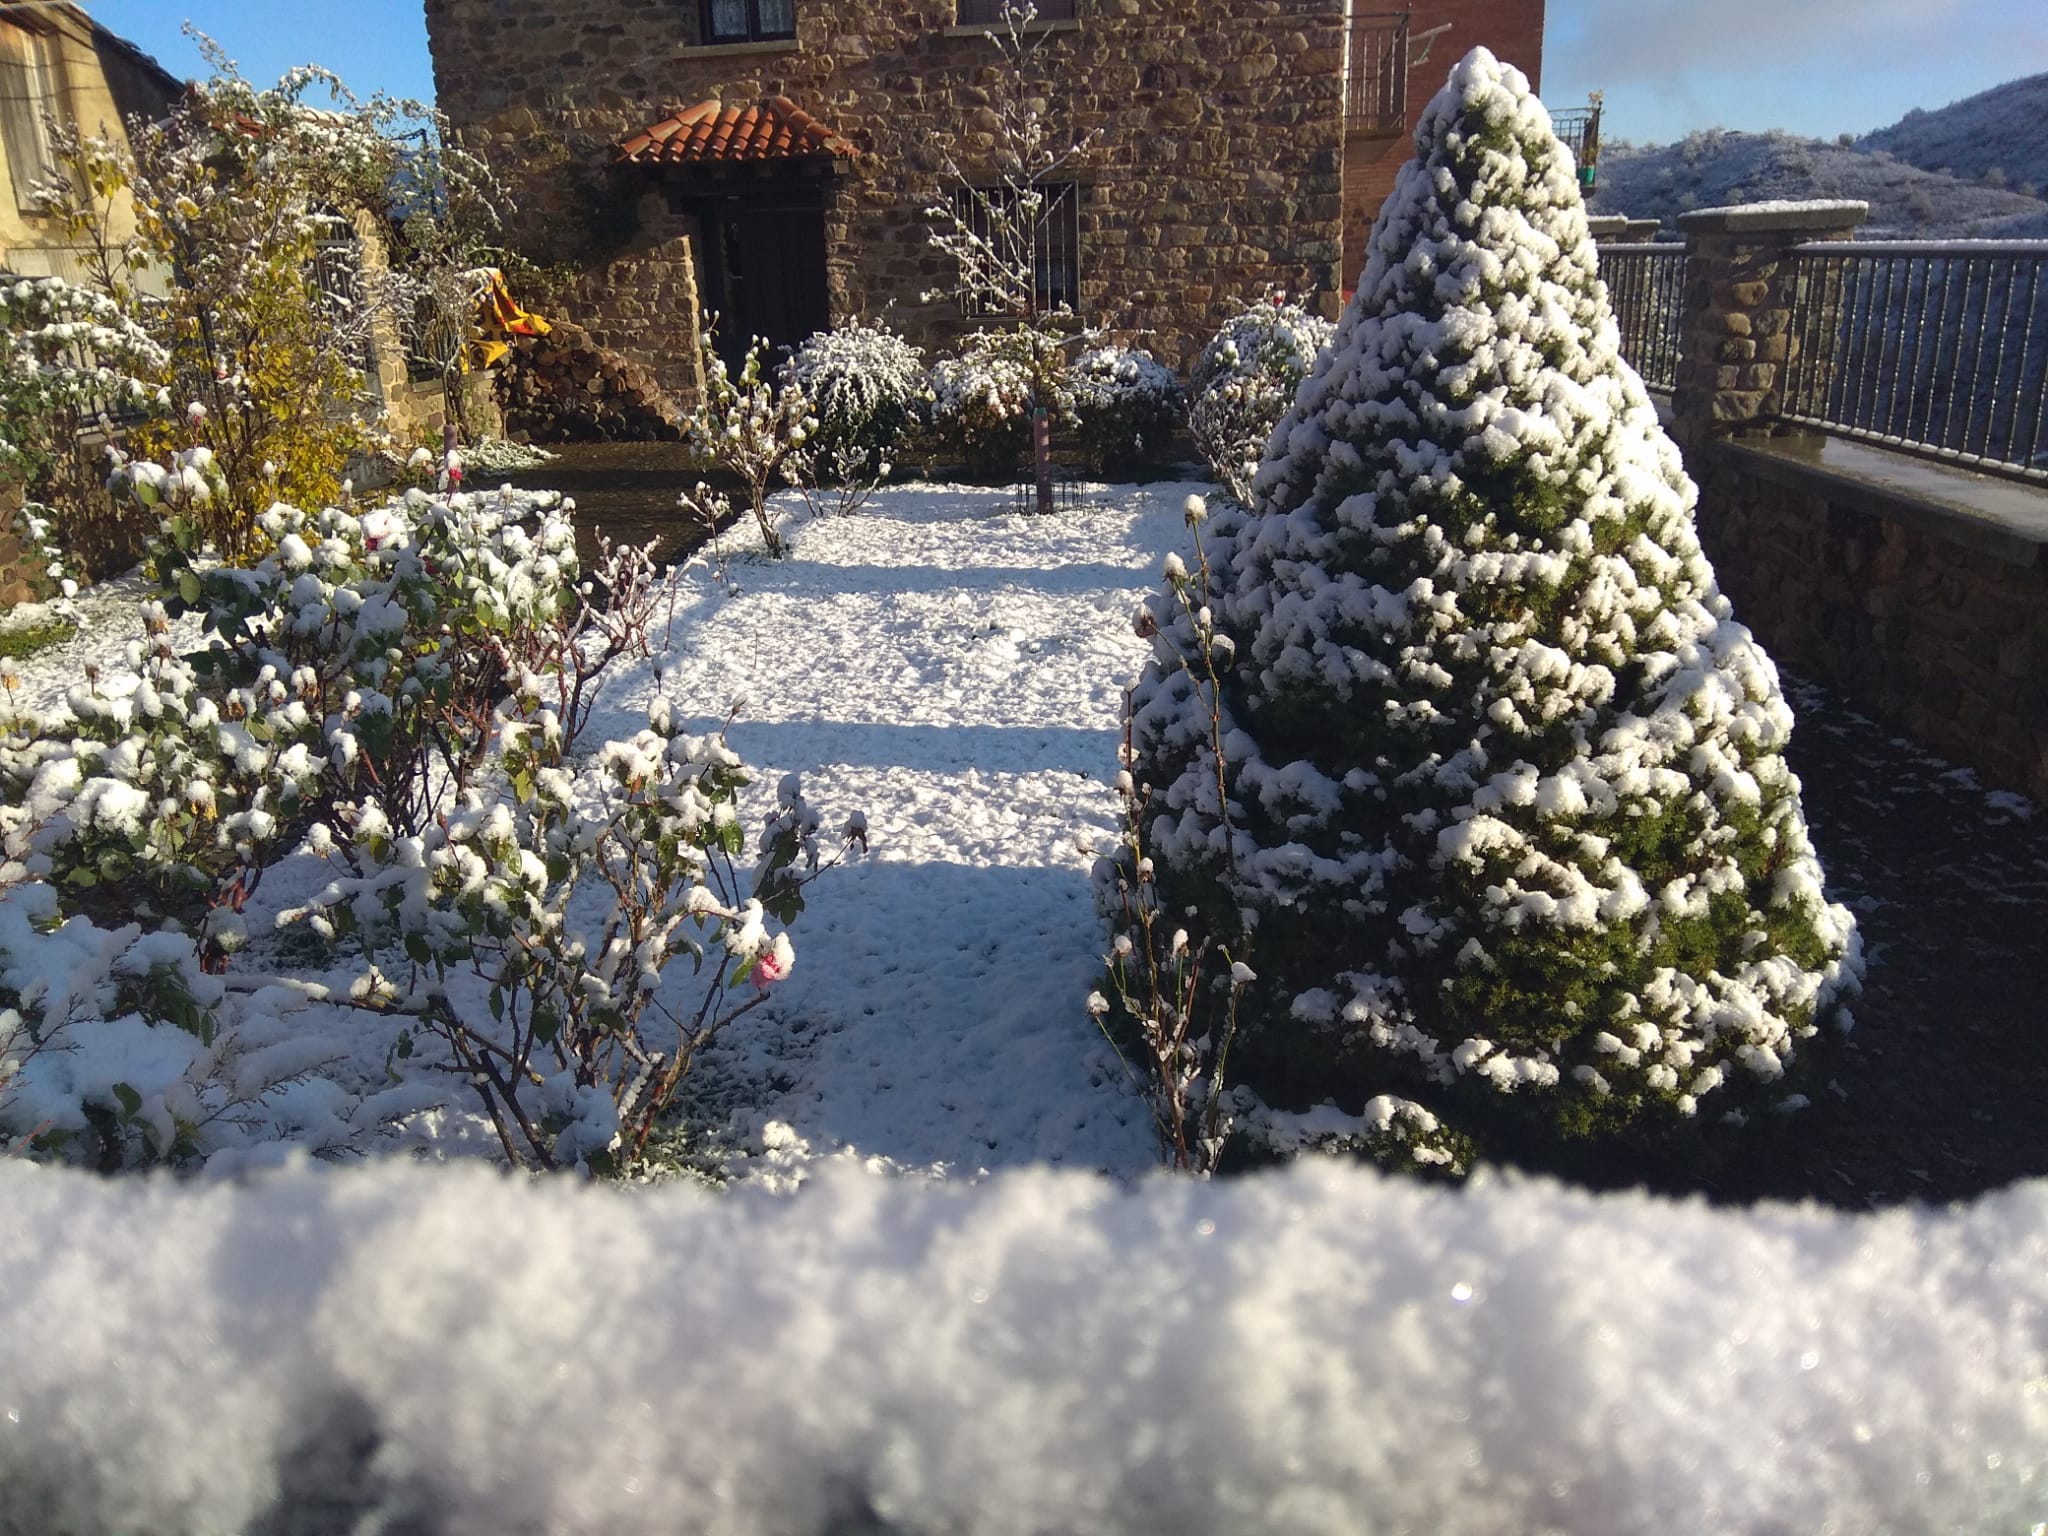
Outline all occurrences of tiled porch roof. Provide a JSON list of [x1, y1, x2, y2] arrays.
[[616, 97, 857, 165]]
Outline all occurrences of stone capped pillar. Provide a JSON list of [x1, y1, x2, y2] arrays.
[[1671, 200, 1867, 454]]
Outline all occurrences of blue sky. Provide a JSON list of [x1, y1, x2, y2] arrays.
[[83, 0, 2048, 146]]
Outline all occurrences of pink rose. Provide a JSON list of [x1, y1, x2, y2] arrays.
[[750, 934, 793, 989]]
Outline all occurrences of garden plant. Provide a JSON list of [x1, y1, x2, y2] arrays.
[[1114, 49, 1863, 1178]]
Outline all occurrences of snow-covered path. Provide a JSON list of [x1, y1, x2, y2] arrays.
[[590, 483, 1198, 1177]]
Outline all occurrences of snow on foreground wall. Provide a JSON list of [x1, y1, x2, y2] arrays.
[[0, 1163, 2042, 1536]]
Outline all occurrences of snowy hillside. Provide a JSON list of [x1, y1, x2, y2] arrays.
[[1859, 71, 2048, 198], [1598, 128, 2048, 239]]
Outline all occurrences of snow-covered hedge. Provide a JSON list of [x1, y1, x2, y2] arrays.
[[0, 274, 171, 573], [1, 480, 578, 922], [1119, 50, 1860, 1176], [1186, 293, 1333, 506], [784, 319, 928, 480], [927, 328, 1070, 478], [0, 1158, 2039, 1534], [1065, 344, 1184, 473]]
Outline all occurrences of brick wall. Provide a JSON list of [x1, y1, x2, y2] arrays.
[[425, 0, 1359, 373], [1336, 0, 1546, 299]]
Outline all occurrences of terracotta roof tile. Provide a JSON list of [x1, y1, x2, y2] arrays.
[[617, 97, 857, 165]]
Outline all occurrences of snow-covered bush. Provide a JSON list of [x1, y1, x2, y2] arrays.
[[681, 334, 817, 557], [0, 274, 171, 572], [0, 473, 859, 1172], [927, 328, 1071, 479], [0, 482, 589, 951], [278, 703, 862, 1171], [1186, 294, 1333, 507], [782, 319, 926, 481], [1118, 50, 1862, 1179], [1066, 344, 1183, 473]]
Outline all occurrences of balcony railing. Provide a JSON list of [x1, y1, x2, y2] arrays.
[[1552, 104, 1602, 193], [1600, 243, 1686, 393], [1780, 241, 2048, 482], [1345, 11, 1410, 138]]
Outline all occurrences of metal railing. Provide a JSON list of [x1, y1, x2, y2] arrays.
[[1552, 104, 1602, 193], [1600, 243, 1686, 392], [1780, 241, 2048, 482], [1345, 12, 1410, 137]]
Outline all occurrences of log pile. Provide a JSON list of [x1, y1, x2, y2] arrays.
[[496, 320, 685, 442]]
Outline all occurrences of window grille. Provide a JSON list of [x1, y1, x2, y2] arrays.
[[702, 0, 796, 45], [952, 181, 1080, 318], [956, 0, 1077, 22]]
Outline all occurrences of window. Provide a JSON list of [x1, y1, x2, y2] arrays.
[[953, 181, 1080, 318], [0, 23, 58, 214], [700, 0, 796, 45], [957, 0, 1077, 21]]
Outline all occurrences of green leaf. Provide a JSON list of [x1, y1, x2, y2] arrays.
[[487, 987, 504, 1022], [404, 932, 430, 965], [111, 1082, 142, 1122], [532, 1003, 561, 1045]]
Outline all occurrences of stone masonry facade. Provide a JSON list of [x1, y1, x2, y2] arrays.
[[423, 0, 1532, 389]]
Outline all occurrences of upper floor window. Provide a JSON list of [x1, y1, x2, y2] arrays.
[[701, 0, 796, 44], [0, 23, 59, 214]]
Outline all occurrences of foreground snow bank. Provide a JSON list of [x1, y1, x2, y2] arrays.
[[0, 1161, 2040, 1535]]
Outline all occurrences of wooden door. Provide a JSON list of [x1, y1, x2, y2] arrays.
[[702, 194, 830, 376]]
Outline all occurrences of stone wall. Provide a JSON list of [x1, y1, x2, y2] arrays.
[[1695, 440, 2048, 803], [0, 467, 35, 608], [424, 0, 1353, 371]]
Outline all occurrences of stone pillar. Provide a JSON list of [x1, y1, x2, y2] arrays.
[[350, 208, 420, 431], [1670, 201, 1867, 456]]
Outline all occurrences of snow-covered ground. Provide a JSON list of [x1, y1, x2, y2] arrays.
[[619, 483, 1177, 1178]]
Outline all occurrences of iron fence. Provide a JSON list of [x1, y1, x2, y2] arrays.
[[1345, 12, 1410, 137], [1599, 243, 1686, 392], [1780, 240, 2048, 482]]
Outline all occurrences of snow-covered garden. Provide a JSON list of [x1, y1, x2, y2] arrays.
[[1, 38, 2043, 1533]]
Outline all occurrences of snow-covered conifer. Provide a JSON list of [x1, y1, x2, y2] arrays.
[[1123, 49, 1861, 1173]]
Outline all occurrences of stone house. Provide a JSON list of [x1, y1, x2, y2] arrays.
[[0, 2, 179, 283], [424, 0, 1545, 402]]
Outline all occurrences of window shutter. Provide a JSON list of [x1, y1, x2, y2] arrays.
[[0, 25, 56, 214]]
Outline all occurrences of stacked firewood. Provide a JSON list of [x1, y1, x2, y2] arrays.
[[495, 320, 685, 442]]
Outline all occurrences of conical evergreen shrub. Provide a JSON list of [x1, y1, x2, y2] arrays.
[[1121, 49, 1861, 1175]]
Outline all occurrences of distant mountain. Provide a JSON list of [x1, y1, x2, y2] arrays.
[[1858, 73, 2048, 198], [1596, 127, 2048, 240]]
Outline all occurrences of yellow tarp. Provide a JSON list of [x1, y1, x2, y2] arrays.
[[466, 268, 551, 371]]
